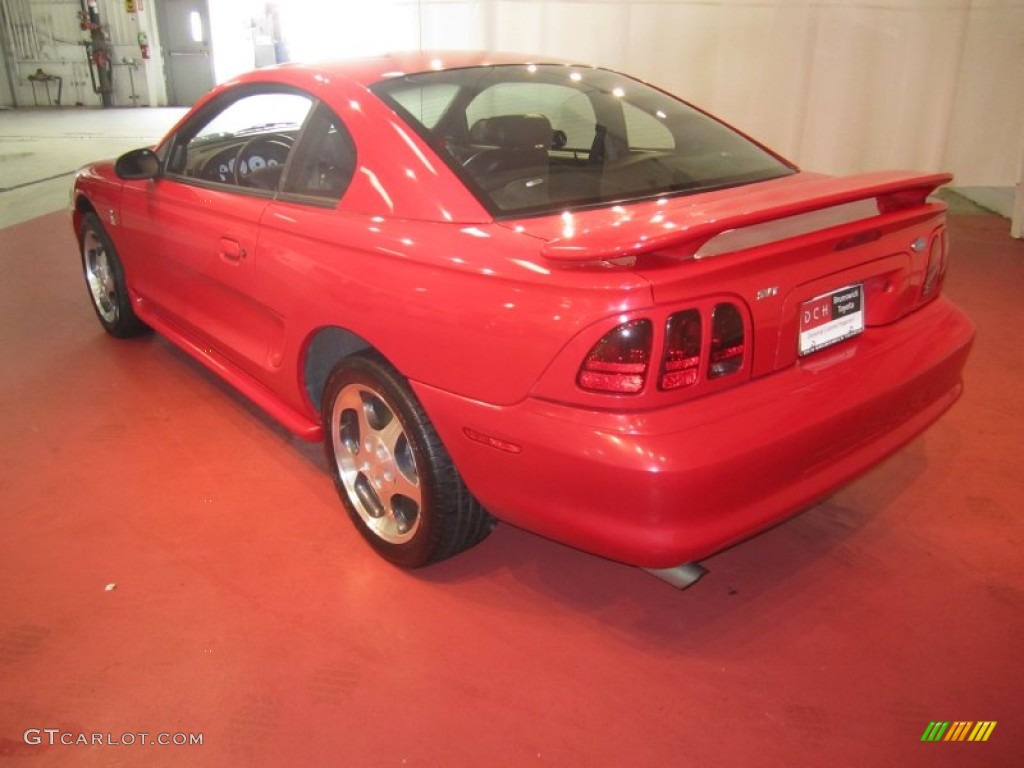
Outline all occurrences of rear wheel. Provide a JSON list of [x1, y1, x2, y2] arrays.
[[79, 212, 149, 338], [322, 353, 493, 568]]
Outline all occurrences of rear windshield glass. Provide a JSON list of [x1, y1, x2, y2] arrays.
[[371, 64, 794, 217]]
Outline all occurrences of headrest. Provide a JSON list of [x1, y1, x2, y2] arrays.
[[468, 114, 552, 149]]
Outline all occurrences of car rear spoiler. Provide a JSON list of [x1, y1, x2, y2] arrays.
[[540, 171, 952, 263]]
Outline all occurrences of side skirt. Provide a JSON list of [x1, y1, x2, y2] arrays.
[[132, 296, 322, 442]]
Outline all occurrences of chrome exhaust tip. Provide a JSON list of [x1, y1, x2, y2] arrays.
[[645, 562, 707, 590]]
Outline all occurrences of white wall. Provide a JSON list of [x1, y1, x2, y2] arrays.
[[0, 0, 166, 107], [480, 0, 1024, 187], [5, 0, 1020, 190], [208, 0, 260, 85], [941, 0, 1024, 185], [258, 0, 1022, 187], [274, 0, 487, 59]]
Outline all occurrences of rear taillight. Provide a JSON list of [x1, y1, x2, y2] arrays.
[[660, 310, 701, 390], [922, 230, 948, 298], [709, 303, 745, 378], [578, 319, 652, 394], [577, 302, 749, 398]]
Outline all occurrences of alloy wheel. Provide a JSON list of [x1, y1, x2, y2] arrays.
[[330, 382, 422, 544], [83, 228, 119, 324]]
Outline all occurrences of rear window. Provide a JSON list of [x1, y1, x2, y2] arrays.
[[386, 81, 459, 129], [371, 64, 794, 217]]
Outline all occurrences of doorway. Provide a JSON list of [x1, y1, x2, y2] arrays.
[[157, 0, 215, 106]]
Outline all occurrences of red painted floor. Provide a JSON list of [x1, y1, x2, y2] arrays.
[[1, 210, 1022, 767]]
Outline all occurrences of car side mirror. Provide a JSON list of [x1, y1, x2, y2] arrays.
[[115, 148, 160, 180]]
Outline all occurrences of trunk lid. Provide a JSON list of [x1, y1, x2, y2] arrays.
[[501, 170, 952, 378]]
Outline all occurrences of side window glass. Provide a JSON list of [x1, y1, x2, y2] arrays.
[[169, 91, 312, 191], [622, 101, 675, 150], [280, 103, 357, 203]]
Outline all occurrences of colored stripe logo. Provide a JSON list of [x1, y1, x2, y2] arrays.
[[921, 721, 997, 742]]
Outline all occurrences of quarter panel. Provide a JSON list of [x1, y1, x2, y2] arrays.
[[256, 201, 654, 408]]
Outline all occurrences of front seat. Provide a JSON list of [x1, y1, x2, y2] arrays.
[[462, 114, 552, 208]]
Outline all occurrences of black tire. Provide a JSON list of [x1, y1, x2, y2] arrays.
[[78, 212, 150, 338], [322, 353, 494, 568]]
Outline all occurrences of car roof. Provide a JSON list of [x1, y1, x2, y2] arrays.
[[231, 51, 580, 90]]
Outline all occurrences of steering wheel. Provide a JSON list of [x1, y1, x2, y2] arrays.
[[233, 134, 293, 186]]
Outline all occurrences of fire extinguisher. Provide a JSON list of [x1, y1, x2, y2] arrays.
[[138, 31, 150, 60], [93, 47, 110, 72]]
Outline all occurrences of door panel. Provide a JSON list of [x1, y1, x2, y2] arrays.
[[156, 183, 282, 374], [124, 87, 314, 374], [119, 177, 284, 376]]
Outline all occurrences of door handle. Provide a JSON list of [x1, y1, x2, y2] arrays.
[[219, 238, 246, 263]]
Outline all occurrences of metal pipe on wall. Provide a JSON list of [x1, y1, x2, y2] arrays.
[[21, 0, 39, 57], [80, 0, 113, 106], [13, 0, 35, 58], [1, 0, 23, 67], [1, 0, 23, 58], [0, 2, 19, 106], [15, 0, 31, 58]]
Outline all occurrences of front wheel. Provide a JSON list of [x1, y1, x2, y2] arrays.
[[79, 212, 149, 338], [322, 354, 493, 568]]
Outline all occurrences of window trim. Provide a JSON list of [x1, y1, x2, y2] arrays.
[[160, 83, 317, 200], [277, 101, 358, 207]]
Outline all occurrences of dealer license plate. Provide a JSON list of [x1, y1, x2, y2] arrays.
[[799, 284, 865, 356]]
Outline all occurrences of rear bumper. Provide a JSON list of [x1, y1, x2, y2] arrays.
[[413, 297, 974, 568]]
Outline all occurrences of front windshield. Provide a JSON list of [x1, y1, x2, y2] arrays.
[[371, 64, 795, 217]]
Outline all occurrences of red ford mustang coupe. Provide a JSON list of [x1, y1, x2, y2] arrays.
[[72, 52, 973, 587]]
